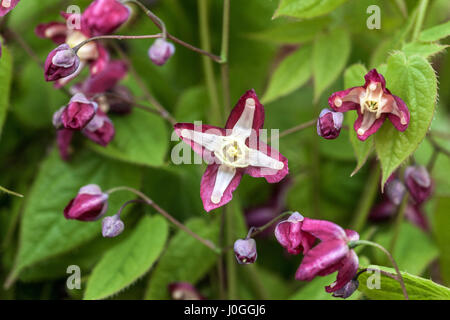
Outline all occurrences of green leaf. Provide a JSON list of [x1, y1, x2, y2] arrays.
[[419, 20, 450, 42], [402, 42, 448, 59], [313, 29, 351, 101], [343, 64, 373, 176], [88, 108, 169, 167], [84, 215, 169, 300], [433, 197, 450, 286], [375, 52, 437, 187], [174, 86, 208, 123], [144, 217, 219, 299], [358, 265, 450, 300], [9, 149, 141, 283], [262, 45, 313, 104], [274, 0, 349, 19], [0, 45, 12, 140]]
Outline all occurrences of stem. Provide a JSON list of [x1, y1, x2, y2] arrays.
[[0, 185, 23, 198], [116, 199, 146, 217], [220, 0, 231, 113], [394, 0, 408, 18], [389, 193, 409, 253], [428, 136, 450, 158], [249, 211, 291, 238], [73, 34, 162, 53], [124, 0, 222, 63], [412, 0, 429, 40], [106, 186, 221, 254], [224, 205, 238, 299], [351, 165, 381, 232], [198, 0, 222, 124], [274, 119, 316, 140], [122, 0, 167, 38], [427, 147, 439, 172], [356, 268, 399, 281], [350, 240, 409, 300]]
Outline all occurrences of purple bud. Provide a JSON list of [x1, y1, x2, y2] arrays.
[[317, 108, 344, 139], [83, 0, 130, 36], [369, 199, 397, 221], [61, 93, 98, 130], [148, 39, 175, 66], [234, 238, 257, 264], [168, 282, 204, 300], [64, 184, 108, 221], [332, 279, 359, 299], [102, 214, 124, 238], [385, 179, 406, 206], [82, 110, 115, 146], [45, 44, 80, 82], [275, 212, 316, 255], [404, 165, 433, 204]]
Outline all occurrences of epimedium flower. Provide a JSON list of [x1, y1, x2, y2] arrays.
[[316, 108, 343, 140], [54, 93, 98, 130], [82, 110, 115, 146], [64, 184, 108, 221], [56, 129, 74, 161], [148, 38, 175, 66], [328, 69, 410, 141], [234, 237, 257, 264], [82, 0, 131, 36], [404, 165, 433, 204], [102, 214, 124, 238], [174, 89, 289, 212], [44, 44, 80, 82], [0, 0, 20, 16], [275, 212, 316, 255]]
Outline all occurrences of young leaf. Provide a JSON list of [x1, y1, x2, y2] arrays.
[[84, 215, 169, 300], [262, 45, 313, 104], [0, 45, 12, 140], [358, 265, 450, 300], [9, 150, 141, 283], [88, 108, 169, 167], [144, 218, 219, 299], [419, 20, 450, 42], [402, 42, 448, 59], [313, 29, 351, 101], [375, 52, 437, 187], [274, 0, 349, 19], [343, 64, 373, 176]]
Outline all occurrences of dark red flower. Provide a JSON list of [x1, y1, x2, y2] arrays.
[[64, 184, 108, 221], [317, 108, 343, 140], [82, 110, 115, 146], [60, 93, 98, 130], [275, 212, 316, 255]]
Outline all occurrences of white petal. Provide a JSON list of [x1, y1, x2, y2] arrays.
[[232, 98, 256, 140], [180, 129, 225, 153], [248, 148, 284, 170], [211, 165, 236, 204]]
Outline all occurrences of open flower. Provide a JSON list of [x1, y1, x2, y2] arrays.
[[0, 0, 20, 16], [328, 69, 410, 141], [275, 212, 316, 255], [295, 219, 359, 294], [64, 184, 108, 221], [174, 90, 289, 212]]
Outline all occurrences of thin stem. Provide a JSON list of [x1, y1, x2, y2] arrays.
[[73, 34, 162, 53], [220, 0, 231, 113], [0, 185, 24, 198], [427, 147, 439, 172], [394, 0, 408, 18], [428, 136, 450, 158], [389, 193, 409, 253], [106, 186, 221, 254], [224, 205, 238, 299], [122, 0, 167, 38], [116, 199, 146, 217], [412, 0, 429, 40], [351, 240, 409, 300], [273, 119, 316, 141], [356, 268, 399, 281], [249, 211, 291, 238]]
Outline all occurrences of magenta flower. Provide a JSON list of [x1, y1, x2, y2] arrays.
[[148, 39, 175, 66], [234, 238, 257, 264], [82, 60, 128, 95], [275, 212, 316, 255], [44, 44, 80, 82], [316, 108, 344, 140], [82, 110, 115, 146], [56, 129, 74, 161], [295, 219, 359, 293], [82, 0, 130, 36], [174, 90, 289, 212], [404, 165, 433, 204], [59, 93, 98, 130], [64, 184, 108, 221], [0, 0, 20, 16], [329, 69, 410, 141]]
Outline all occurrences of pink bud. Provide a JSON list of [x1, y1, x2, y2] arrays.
[[234, 238, 257, 264], [385, 179, 406, 206], [317, 108, 344, 139], [45, 44, 80, 82], [82, 110, 115, 146], [64, 184, 108, 221], [148, 39, 175, 66], [61, 93, 98, 130], [405, 165, 433, 204], [82, 0, 130, 36], [102, 214, 124, 238]]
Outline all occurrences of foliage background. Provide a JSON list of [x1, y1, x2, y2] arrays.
[[0, 0, 449, 300]]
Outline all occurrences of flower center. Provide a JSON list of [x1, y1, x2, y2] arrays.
[[214, 137, 248, 168], [363, 100, 379, 112]]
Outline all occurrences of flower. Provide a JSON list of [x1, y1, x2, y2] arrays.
[[82, 110, 115, 146], [385, 178, 406, 206], [234, 238, 257, 264], [148, 39, 175, 66], [81, 60, 128, 95], [82, 0, 130, 36], [102, 214, 124, 238], [174, 89, 289, 212], [275, 212, 316, 255], [316, 108, 343, 140], [59, 93, 98, 130], [44, 44, 80, 81], [404, 165, 433, 204], [328, 69, 410, 141], [0, 0, 20, 17], [168, 282, 205, 300], [64, 184, 108, 221], [295, 219, 360, 294]]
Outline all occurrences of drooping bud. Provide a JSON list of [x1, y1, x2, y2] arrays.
[[82, 0, 130, 36], [234, 238, 257, 264], [148, 39, 175, 66], [44, 44, 80, 81], [332, 279, 359, 299], [385, 179, 406, 206], [168, 282, 204, 300], [82, 110, 115, 146], [61, 93, 98, 130], [64, 184, 108, 221], [275, 212, 316, 255], [317, 108, 344, 140], [102, 214, 124, 238], [405, 165, 433, 204]]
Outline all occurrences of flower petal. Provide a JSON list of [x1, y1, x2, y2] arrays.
[[354, 109, 386, 141], [328, 87, 364, 112], [35, 22, 68, 44], [83, 60, 127, 95], [326, 250, 359, 293], [301, 218, 347, 241], [225, 89, 264, 134], [386, 95, 410, 132], [245, 141, 289, 183], [364, 69, 386, 90]]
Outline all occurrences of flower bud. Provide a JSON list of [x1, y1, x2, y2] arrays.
[[234, 238, 257, 264], [332, 279, 359, 299], [83, 0, 131, 36], [385, 179, 406, 206], [44, 44, 80, 82], [405, 165, 433, 204], [168, 282, 204, 300], [82, 110, 115, 146], [148, 39, 175, 66], [61, 93, 98, 130], [102, 214, 124, 238], [275, 212, 315, 255], [317, 108, 344, 139], [64, 184, 108, 221]]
